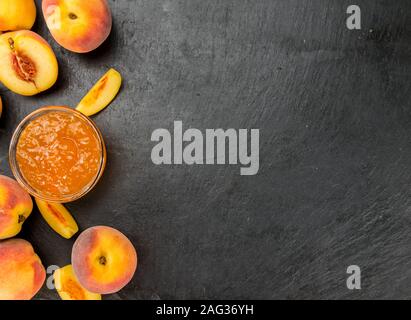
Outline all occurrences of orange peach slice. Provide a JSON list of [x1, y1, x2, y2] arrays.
[[0, 0, 36, 32], [72, 226, 137, 294], [0, 175, 33, 240], [35, 198, 79, 239], [54, 265, 102, 300], [0, 239, 46, 300], [76, 68, 122, 116], [42, 0, 112, 53], [0, 30, 58, 96]]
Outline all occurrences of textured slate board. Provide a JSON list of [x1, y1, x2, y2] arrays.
[[0, 0, 410, 300]]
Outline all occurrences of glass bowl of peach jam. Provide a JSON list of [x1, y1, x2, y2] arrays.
[[9, 106, 107, 203]]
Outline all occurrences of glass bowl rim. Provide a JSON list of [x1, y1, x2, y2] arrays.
[[9, 106, 107, 203]]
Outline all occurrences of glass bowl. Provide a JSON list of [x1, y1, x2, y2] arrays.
[[9, 106, 107, 203]]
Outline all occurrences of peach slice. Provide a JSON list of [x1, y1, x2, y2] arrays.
[[0, 30, 58, 96], [0, 175, 33, 240], [76, 68, 122, 117], [42, 0, 112, 53], [72, 226, 137, 294], [35, 198, 79, 239], [0, 0, 36, 32], [0, 239, 46, 300], [54, 265, 102, 300]]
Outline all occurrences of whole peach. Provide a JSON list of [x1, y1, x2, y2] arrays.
[[0, 239, 46, 300], [72, 226, 137, 294], [42, 0, 112, 53], [0, 0, 36, 32], [0, 175, 33, 239]]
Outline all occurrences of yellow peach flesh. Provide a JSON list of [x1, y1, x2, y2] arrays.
[[0, 31, 58, 96], [54, 265, 102, 300], [35, 199, 79, 239], [76, 68, 122, 116]]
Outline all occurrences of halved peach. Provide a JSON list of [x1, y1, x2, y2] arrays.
[[0, 0, 37, 32], [72, 226, 137, 294], [0, 239, 46, 300], [0, 30, 58, 96], [76, 68, 122, 116], [54, 265, 102, 300], [35, 198, 78, 239]]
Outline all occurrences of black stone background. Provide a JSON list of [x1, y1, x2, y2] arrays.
[[0, 0, 410, 300]]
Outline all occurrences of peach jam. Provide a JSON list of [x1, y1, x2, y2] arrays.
[[10, 106, 106, 202]]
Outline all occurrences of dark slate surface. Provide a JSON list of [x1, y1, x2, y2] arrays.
[[0, 0, 410, 300]]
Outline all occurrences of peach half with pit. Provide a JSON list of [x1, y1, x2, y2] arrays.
[[0, 175, 33, 240], [0, 30, 58, 96], [0, 239, 46, 300], [72, 226, 137, 294], [42, 0, 112, 53]]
